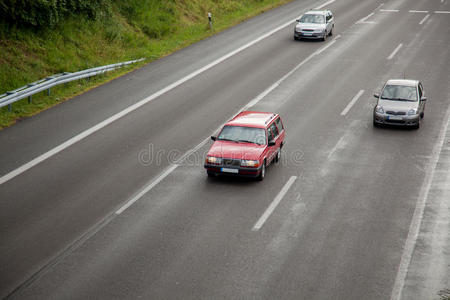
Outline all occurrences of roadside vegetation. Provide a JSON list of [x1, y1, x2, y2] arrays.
[[0, 0, 292, 128], [439, 288, 450, 300]]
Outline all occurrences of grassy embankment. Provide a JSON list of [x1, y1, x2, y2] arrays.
[[0, 0, 292, 129]]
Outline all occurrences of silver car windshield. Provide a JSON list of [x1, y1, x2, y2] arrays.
[[381, 85, 418, 102], [218, 126, 266, 145], [300, 14, 325, 24]]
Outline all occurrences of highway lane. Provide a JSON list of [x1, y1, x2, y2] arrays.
[[0, 0, 334, 176], [0, 0, 388, 178], [2, 0, 450, 298], [0, 0, 386, 297]]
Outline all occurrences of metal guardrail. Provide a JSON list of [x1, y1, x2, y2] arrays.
[[0, 58, 145, 111]]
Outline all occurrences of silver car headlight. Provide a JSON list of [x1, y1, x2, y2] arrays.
[[407, 109, 417, 116], [241, 160, 260, 167], [375, 105, 384, 114]]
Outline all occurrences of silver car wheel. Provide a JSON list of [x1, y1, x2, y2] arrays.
[[275, 149, 281, 162], [258, 161, 266, 181]]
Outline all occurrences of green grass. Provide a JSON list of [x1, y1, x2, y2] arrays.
[[0, 0, 293, 129], [0, 64, 141, 127]]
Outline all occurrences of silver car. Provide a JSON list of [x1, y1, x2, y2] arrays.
[[294, 10, 334, 41], [373, 79, 427, 129]]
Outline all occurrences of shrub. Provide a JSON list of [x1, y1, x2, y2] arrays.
[[0, 0, 111, 28]]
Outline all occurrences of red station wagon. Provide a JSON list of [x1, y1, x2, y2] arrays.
[[204, 111, 285, 181]]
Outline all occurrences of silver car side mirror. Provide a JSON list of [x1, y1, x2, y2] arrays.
[[420, 96, 427, 102], [374, 93, 380, 98]]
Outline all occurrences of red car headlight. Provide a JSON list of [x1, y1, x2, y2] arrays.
[[206, 156, 222, 164], [240, 160, 259, 167]]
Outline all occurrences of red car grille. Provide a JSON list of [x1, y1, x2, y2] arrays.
[[222, 159, 241, 167]]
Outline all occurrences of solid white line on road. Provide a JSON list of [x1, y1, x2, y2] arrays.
[[274, 35, 341, 85], [387, 43, 403, 60], [356, 12, 375, 24], [435, 10, 450, 13], [341, 90, 365, 116], [243, 82, 279, 110], [252, 176, 297, 231], [115, 164, 178, 214], [239, 34, 338, 114], [409, 10, 428, 13], [419, 14, 430, 25], [174, 137, 210, 165], [380, 9, 399, 12], [1, 0, 344, 186], [315, 39, 337, 55], [390, 101, 450, 300], [315, 0, 336, 10]]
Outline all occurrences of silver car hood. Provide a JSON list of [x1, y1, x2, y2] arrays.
[[295, 23, 325, 30], [378, 99, 419, 111]]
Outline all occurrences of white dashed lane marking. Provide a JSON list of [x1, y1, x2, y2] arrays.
[[357, 13, 375, 24], [341, 90, 365, 116], [387, 43, 403, 60], [252, 176, 297, 231], [419, 14, 430, 25]]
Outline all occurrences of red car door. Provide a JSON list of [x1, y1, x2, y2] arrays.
[[267, 122, 280, 163]]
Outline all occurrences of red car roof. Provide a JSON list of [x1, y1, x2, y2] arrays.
[[225, 111, 277, 128]]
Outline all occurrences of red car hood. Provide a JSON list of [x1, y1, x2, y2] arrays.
[[207, 140, 265, 160]]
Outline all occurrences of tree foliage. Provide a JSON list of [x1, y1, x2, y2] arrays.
[[0, 0, 110, 28]]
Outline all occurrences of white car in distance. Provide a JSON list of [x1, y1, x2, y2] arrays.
[[294, 10, 334, 41]]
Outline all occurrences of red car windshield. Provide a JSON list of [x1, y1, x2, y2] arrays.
[[217, 126, 266, 145]]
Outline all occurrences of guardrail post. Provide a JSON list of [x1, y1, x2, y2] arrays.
[[47, 88, 50, 96], [208, 12, 213, 30], [8, 104, 12, 112], [28, 96, 32, 104]]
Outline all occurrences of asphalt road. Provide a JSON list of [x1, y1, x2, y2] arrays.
[[1, 0, 449, 299]]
